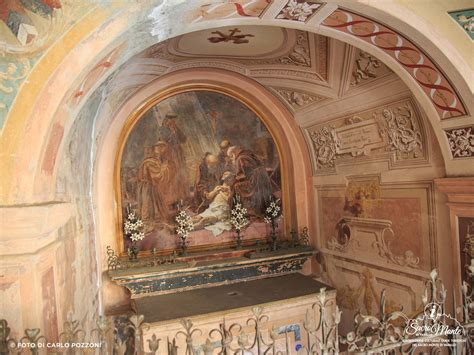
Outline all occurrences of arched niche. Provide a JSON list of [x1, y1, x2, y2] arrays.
[[114, 87, 294, 255], [96, 68, 314, 309]]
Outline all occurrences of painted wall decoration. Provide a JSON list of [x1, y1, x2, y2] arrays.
[[118, 91, 282, 253], [41, 267, 59, 343], [322, 9, 468, 119], [0, 0, 62, 50], [319, 177, 434, 271], [448, 9, 474, 40], [0, 0, 92, 129], [189, 0, 272, 23], [0, 57, 31, 127], [458, 217, 474, 284]]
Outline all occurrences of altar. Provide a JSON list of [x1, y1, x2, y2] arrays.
[[107, 245, 337, 354], [134, 273, 337, 354], [104, 86, 338, 354]]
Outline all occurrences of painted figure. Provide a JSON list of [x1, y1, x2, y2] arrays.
[[136, 141, 176, 232], [216, 139, 234, 179], [194, 153, 220, 213], [227, 145, 273, 215], [120, 90, 282, 248], [192, 171, 235, 236], [158, 113, 188, 200]]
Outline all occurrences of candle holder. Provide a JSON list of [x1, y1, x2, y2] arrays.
[[264, 196, 281, 251], [230, 194, 249, 249]]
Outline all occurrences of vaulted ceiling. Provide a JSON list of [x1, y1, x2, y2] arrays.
[[103, 25, 404, 128]]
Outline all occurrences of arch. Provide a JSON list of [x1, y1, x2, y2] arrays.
[[95, 68, 314, 307], [113, 85, 299, 255], [2, 0, 473, 207]]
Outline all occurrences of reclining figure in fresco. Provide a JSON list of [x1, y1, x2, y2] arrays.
[[192, 171, 235, 236]]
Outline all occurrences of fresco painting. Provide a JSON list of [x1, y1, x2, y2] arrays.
[[120, 91, 281, 252]]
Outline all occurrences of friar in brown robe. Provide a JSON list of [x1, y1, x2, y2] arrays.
[[136, 141, 177, 232], [227, 146, 273, 215]]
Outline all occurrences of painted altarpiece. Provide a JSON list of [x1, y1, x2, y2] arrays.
[[115, 90, 282, 255]]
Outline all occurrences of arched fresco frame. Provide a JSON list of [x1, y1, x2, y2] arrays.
[[113, 84, 295, 256]]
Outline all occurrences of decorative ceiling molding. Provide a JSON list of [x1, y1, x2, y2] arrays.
[[146, 29, 329, 83], [297, 78, 411, 129], [321, 8, 468, 119], [170, 26, 292, 59], [255, 30, 311, 67], [444, 126, 474, 159], [273, 87, 327, 110]]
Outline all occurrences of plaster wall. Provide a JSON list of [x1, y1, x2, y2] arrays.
[[0, 0, 473, 336]]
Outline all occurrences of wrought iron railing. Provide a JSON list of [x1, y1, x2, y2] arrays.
[[1, 269, 472, 354]]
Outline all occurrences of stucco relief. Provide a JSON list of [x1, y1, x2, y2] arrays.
[[448, 9, 474, 40], [259, 31, 311, 67], [444, 126, 474, 159], [276, 1, 321, 22], [351, 50, 392, 87], [307, 100, 426, 174], [274, 88, 326, 110], [309, 126, 338, 170]]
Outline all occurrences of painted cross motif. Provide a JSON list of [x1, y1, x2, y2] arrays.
[[207, 28, 255, 44]]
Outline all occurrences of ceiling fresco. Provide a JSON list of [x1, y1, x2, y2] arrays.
[[107, 26, 400, 119]]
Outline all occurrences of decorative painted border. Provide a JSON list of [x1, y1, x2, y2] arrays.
[[321, 9, 467, 119]]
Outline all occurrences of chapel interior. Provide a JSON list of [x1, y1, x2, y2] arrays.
[[0, 1, 473, 354]]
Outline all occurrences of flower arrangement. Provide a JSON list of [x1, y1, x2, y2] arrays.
[[264, 196, 281, 251], [124, 205, 145, 260], [175, 201, 194, 255], [230, 194, 249, 249]]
